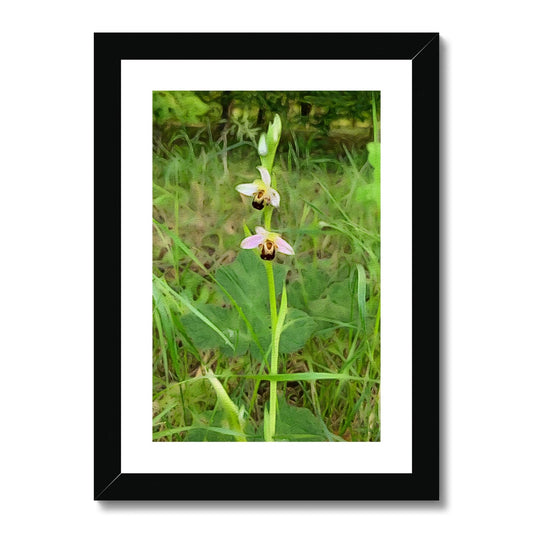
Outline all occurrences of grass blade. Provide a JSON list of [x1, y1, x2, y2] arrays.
[[356, 264, 367, 332], [205, 369, 247, 442]]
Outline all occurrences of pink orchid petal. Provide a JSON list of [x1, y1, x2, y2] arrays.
[[270, 188, 280, 208], [275, 236, 295, 255], [256, 166, 271, 187], [236, 182, 259, 197], [240, 234, 265, 249], [255, 226, 269, 237]]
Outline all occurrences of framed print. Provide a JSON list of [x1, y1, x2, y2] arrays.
[[94, 32, 439, 500]]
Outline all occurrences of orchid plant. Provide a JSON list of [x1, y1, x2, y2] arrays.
[[235, 113, 293, 441]]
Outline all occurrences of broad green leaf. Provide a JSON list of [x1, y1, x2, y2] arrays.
[[286, 279, 306, 310], [327, 278, 353, 305], [215, 251, 289, 360], [308, 298, 353, 333], [216, 250, 288, 307], [302, 266, 330, 300], [274, 400, 328, 442], [287, 264, 330, 310], [181, 304, 248, 356], [279, 308, 316, 353]]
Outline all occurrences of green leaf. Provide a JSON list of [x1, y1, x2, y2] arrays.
[[275, 399, 329, 442], [287, 264, 330, 309], [279, 308, 316, 353], [308, 298, 353, 334], [215, 251, 289, 360], [327, 278, 353, 305], [217, 251, 288, 305], [181, 304, 248, 356]]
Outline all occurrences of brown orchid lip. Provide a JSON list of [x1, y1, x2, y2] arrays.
[[252, 197, 265, 210], [259, 240, 276, 260], [252, 190, 269, 210]]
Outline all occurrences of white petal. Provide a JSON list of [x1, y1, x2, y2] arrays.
[[256, 166, 271, 187], [236, 182, 259, 197], [270, 188, 280, 208]]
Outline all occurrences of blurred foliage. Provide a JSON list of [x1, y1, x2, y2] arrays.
[[154, 90, 380, 139], [153, 91, 218, 125]]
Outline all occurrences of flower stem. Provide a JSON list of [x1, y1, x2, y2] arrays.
[[260, 114, 283, 441], [264, 260, 278, 441], [264, 205, 273, 232], [264, 261, 278, 327]]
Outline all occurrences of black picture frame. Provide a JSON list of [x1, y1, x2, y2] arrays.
[[94, 32, 439, 501]]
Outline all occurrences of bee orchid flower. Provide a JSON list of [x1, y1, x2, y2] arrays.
[[240, 226, 294, 261], [235, 166, 280, 211]]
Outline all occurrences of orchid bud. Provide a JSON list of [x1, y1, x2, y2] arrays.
[[258, 133, 268, 156], [271, 114, 282, 143]]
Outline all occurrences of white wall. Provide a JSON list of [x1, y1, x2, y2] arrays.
[[1, 2, 532, 531]]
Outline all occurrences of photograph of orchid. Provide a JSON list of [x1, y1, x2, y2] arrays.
[[153, 91, 380, 442]]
